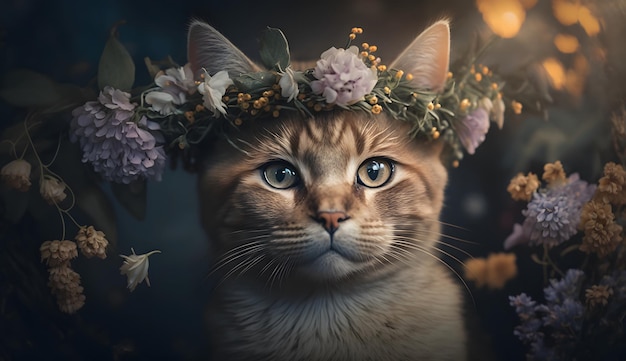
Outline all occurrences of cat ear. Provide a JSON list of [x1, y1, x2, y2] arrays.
[[187, 20, 262, 78], [389, 20, 450, 93]]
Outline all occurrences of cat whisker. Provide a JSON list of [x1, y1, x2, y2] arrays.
[[209, 242, 266, 277]]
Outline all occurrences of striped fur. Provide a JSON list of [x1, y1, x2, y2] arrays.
[[198, 111, 467, 360]]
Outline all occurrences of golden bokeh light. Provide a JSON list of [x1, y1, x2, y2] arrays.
[[476, 0, 526, 38], [541, 57, 565, 90], [518, 0, 538, 9], [578, 6, 601, 36], [554, 33, 579, 54]]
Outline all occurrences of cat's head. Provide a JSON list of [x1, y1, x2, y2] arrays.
[[190, 20, 451, 284]]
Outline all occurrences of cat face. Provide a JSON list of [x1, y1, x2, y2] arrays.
[[199, 111, 447, 283], [189, 20, 452, 285]]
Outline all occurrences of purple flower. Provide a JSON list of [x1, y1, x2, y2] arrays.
[[544, 269, 584, 305], [310, 46, 377, 106], [521, 174, 595, 247], [539, 298, 584, 332], [70, 86, 166, 184], [454, 108, 490, 154]]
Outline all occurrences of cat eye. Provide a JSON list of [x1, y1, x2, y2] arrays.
[[356, 158, 394, 188], [261, 161, 300, 189]]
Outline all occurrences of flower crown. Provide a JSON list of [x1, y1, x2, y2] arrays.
[[130, 25, 514, 174]]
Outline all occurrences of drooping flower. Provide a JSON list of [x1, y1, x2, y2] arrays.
[[197, 69, 233, 116], [595, 162, 626, 205], [47, 264, 85, 314], [310, 46, 378, 106], [39, 175, 67, 204], [75, 226, 108, 259], [1, 159, 31, 192], [278, 66, 300, 102], [507, 172, 540, 201], [40, 240, 78, 267], [70, 86, 167, 184], [578, 200, 623, 257], [119, 248, 161, 292], [521, 174, 595, 247], [145, 64, 197, 115], [453, 107, 490, 155]]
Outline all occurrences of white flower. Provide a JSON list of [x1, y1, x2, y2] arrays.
[[278, 66, 300, 102], [197, 69, 233, 117], [145, 64, 197, 115], [491, 97, 505, 130], [1, 159, 31, 192], [40, 175, 67, 204], [310, 46, 378, 106], [144, 91, 181, 115], [119, 248, 161, 292]]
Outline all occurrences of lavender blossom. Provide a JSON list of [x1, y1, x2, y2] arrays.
[[521, 174, 596, 247], [70, 86, 166, 184], [544, 269, 584, 305], [454, 108, 490, 155], [310, 46, 378, 106]]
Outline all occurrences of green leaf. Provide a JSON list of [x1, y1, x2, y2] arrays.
[[98, 21, 135, 91], [259, 27, 290, 71], [110, 180, 146, 220], [233, 71, 277, 92], [0, 69, 62, 108]]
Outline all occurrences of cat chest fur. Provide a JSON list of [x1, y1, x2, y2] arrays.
[[208, 267, 467, 361]]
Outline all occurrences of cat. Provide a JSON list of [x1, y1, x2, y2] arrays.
[[191, 19, 469, 361]]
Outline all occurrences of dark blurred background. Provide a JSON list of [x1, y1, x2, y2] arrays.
[[1, 0, 625, 360]]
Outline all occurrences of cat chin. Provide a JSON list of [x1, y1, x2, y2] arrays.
[[297, 250, 365, 282]]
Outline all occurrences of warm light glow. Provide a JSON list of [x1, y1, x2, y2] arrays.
[[552, 0, 579, 26], [542, 57, 565, 90], [578, 6, 601, 36], [518, 0, 538, 9], [477, 0, 526, 38], [554, 33, 579, 54]]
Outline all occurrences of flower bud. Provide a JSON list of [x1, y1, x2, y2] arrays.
[[40, 176, 67, 205]]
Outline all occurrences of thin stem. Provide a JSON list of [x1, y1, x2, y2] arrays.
[[42, 132, 63, 168], [56, 206, 67, 241], [60, 208, 82, 229]]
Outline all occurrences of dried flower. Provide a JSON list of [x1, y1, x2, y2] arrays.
[[39, 175, 67, 204], [579, 200, 623, 257], [507, 172, 540, 201], [595, 162, 626, 205], [310, 46, 378, 106], [120, 248, 161, 292], [197, 69, 233, 116], [278, 66, 300, 102], [1, 159, 31, 192], [585, 284, 613, 307], [40, 240, 78, 267], [544, 269, 584, 305], [522, 174, 595, 248], [46, 263, 85, 314], [454, 107, 490, 155], [70, 86, 167, 184], [75, 226, 108, 259], [542, 160, 566, 186], [465, 252, 517, 289]]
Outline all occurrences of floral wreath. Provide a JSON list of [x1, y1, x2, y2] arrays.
[[0, 22, 543, 313]]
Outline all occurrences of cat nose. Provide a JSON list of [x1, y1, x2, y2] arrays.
[[315, 211, 349, 234]]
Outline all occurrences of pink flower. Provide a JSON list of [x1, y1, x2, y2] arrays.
[[310, 46, 377, 106]]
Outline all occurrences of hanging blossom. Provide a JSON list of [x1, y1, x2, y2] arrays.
[[454, 107, 490, 155], [145, 63, 196, 115], [504, 174, 596, 249], [1, 159, 31, 192], [119, 248, 161, 292], [40, 175, 67, 205], [310, 46, 378, 106], [70, 86, 167, 184], [197, 69, 233, 117]]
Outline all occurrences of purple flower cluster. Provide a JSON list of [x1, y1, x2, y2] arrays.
[[505, 173, 596, 249], [509, 269, 585, 360], [70, 87, 166, 184], [454, 108, 490, 155]]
